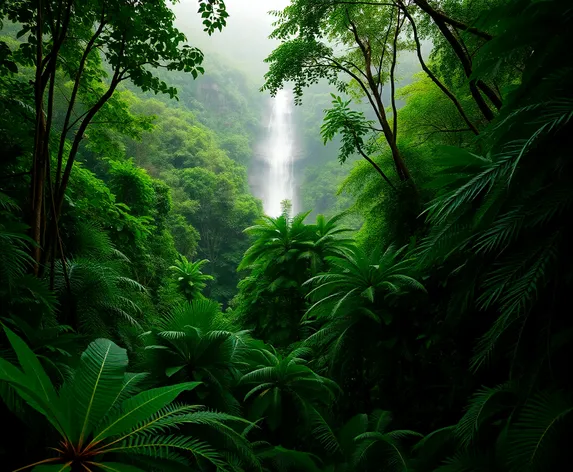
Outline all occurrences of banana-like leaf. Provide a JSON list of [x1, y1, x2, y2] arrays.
[[65, 338, 128, 444], [4, 327, 59, 409], [93, 382, 201, 442], [1, 329, 67, 436]]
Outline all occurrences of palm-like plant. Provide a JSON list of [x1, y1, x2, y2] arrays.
[[417, 0, 573, 372], [143, 299, 249, 414], [170, 256, 214, 301], [421, 387, 573, 472], [54, 257, 146, 339], [0, 327, 254, 471], [235, 211, 355, 347], [240, 346, 340, 451], [350, 410, 422, 472], [0, 192, 32, 289], [238, 210, 315, 282], [302, 245, 425, 414], [303, 244, 425, 371], [305, 213, 355, 273]]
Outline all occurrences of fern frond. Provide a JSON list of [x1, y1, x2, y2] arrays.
[[508, 391, 573, 471]]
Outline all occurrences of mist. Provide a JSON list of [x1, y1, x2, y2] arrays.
[[173, 0, 289, 82]]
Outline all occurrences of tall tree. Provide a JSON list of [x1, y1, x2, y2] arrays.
[[0, 0, 228, 272], [264, 0, 413, 182]]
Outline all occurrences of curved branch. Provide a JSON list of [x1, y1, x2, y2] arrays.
[[353, 136, 397, 191], [324, 0, 493, 40], [400, 3, 479, 135]]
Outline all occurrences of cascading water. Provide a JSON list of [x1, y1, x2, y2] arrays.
[[260, 89, 296, 217]]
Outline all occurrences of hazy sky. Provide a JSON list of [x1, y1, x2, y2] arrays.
[[173, 0, 290, 82]]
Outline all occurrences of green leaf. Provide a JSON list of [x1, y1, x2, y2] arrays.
[[309, 406, 340, 453], [165, 365, 186, 378], [1, 328, 66, 435], [108, 434, 227, 469], [508, 391, 573, 471], [4, 327, 59, 409], [456, 383, 513, 448], [66, 339, 128, 444], [93, 382, 201, 442], [0, 357, 61, 427], [361, 286, 375, 302]]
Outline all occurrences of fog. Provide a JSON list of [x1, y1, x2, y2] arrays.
[[173, 0, 290, 82], [170, 1, 426, 215]]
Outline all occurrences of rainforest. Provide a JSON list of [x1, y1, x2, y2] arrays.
[[0, 0, 572, 471]]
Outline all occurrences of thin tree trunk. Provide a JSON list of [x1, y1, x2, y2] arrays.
[[390, 10, 401, 139], [31, 0, 46, 273], [351, 130, 397, 191], [401, 3, 479, 135], [347, 13, 412, 182], [410, 0, 498, 121], [55, 13, 106, 189], [411, 0, 493, 40], [55, 71, 122, 214]]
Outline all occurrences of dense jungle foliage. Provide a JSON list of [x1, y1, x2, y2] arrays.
[[1, 0, 572, 471]]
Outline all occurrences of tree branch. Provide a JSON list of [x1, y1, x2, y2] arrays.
[[399, 2, 479, 135], [55, 10, 107, 189]]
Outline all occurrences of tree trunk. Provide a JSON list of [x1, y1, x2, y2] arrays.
[[410, 0, 500, 121], [30, 0, 46, 273], [347, 14, 413, 183]]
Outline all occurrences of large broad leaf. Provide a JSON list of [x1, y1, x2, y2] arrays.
[[0, 330, 66, 435], [64, 339, 128, 444], [4, 327, 60, 411], [0, 357, 65, 432], [93, 382, 201, 442]]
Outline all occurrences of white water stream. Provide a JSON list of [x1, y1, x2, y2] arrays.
[[261, 89, 296, 217]]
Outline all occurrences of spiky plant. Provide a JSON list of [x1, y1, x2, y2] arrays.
[[240, 346, 340, 452], [238, 211, 315, 280], [0, 191, 56, 326], [350, 410, 422, 472], [0, 192, 32, 288], [0, 327, 256, 471], [170, 256, 214, 301], [234, 211, 316, 347], [417, 0, 573, 372], [53, 257, 146, 339], [303, 244, 425, 373], [143, 299, 250, 414], [304, 213, 355, 273]]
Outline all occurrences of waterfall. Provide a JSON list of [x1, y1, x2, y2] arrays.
[[261, 89, 296, 217]]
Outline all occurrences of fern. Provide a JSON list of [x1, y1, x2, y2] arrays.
[[507, 391, 573, 471], [455, 383, 514, 448]]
